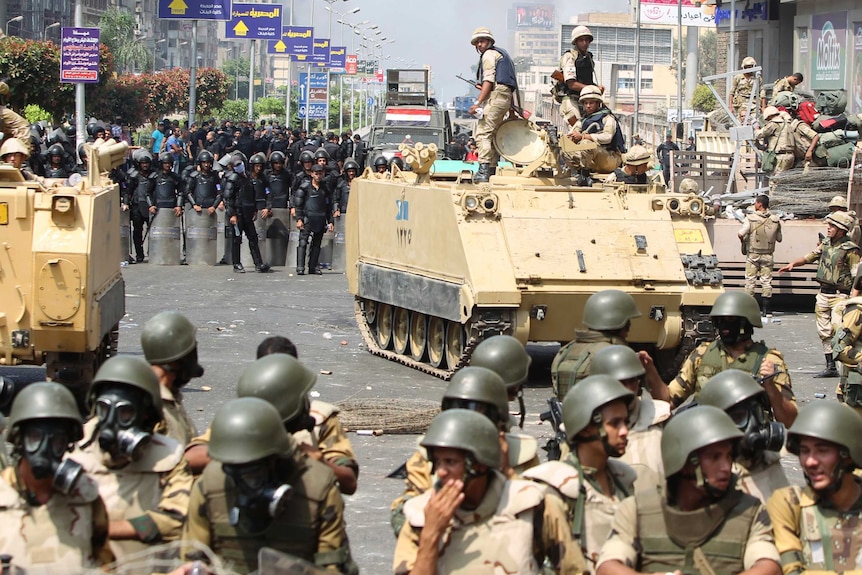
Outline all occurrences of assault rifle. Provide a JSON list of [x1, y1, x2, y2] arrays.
[[539, 397, 567, 461]]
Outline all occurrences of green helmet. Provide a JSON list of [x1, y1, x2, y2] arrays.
[[141, 311, 198, 364], [90, 355, 162, 416], [7, 382, 84, 444], [589, 345, 645, 382], [562, 374, 634, 442], [470, 335, 532, 390], [661, 405, 743, 476], [237, 353, 317, 422], [709, 291, 762, 328], [582, 290, 641, 331], [697, 370, 765, 412], [443, 366, 508, 426], [209, 397, 296, 464], [420, 408, 501, 468], [786, 402, 862, 467]]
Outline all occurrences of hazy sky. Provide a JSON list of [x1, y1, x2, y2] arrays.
[[289, 0, 631, 102]]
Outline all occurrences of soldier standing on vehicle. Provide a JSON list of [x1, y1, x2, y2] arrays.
[[596, 406, 782, 575], [125, 151, 157, 263], [552, 25, 604, 127], [739, 194, 783, 316], [756, 106, 796, 180], [183, 397, 358, 574], [294, 164, 334, 275], [732, 56, 760, 122], [779, 211, 861, 378], [467, 27, 517, 183], [393, 408, 581, 575], [698, 371, 790, 503], [523, 375, 637, 571], [767, 402, 862, 575], [564, 86, 625, 185], [0, 382, 111, 572], [650, 291, 797, 426], [0, 81, 32, 150], [760, 72, 803, 109]]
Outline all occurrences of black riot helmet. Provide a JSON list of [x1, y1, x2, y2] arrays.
[[269, 151, 286, 164], [299, 150, 314, 164]]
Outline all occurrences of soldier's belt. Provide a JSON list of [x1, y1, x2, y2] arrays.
[[820, 285, 850, 295]]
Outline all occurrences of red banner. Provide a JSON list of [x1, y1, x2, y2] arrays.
[[345, 54, 358, 75]]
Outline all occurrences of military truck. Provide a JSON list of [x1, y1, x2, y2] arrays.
[[346, 119, 724, 378], [0, 141, 127, 402]]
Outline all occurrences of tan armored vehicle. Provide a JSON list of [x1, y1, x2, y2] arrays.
[[0, 141, 127, 401], [346, 120, 724, 378]]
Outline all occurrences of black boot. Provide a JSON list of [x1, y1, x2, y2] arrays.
[[250, 242, 271, 272], [814, 354, 839, 378], [761, 298, 772, 317], [474, 163, 490, 183], [296, 244, 307, 275]]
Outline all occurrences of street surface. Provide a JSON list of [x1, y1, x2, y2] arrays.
[[1, 264, 836, 574]]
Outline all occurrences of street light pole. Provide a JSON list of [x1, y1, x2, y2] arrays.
[[153, 38, 166, 72], [43, 22, 60, 41], [5, 15, 23, 36]]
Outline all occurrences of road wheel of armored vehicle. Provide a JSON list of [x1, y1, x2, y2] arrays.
[[393, 308, 410, 355], [376, 303, 394, 349], [427, 317, 446, 368], [409, 313, 428, 361], [445, 321, 465, 370], [363, 300, 378, 327]]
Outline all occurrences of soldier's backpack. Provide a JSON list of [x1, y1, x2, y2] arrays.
[[770, 91, 800, 110], [813, 114, 849, 133], [797, 101, 819, 125], [814, 131, 857, 168], [816, 90, 847, 116]]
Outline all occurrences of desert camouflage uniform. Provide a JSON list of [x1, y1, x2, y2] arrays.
[[804, 236, 861, 354], [832, 296, 862, 416], [73, 419, 194, 561], [739, 208, 782, 298], [735, 451, 790, 504], [755, 114, 796, 176], [767, 480, 862, 574], [565, 112, 622, 174], [731, 73, 758, 121], [523, 454, 636, 570], [558, 50, 583, 124], [475, 49, 513, 167], [598, 481, 780, 572], [669, 339, 795, 407], [551, 330, 627, 400], [619, 391, 669, 490], [154, 384, 197, 447], [761, 77, 795, 104], [183, 451, 356, 574], [393, 470, 583, 574], [0, 466, 111, 573], [0, 105, 32, 150], [789, 118, 823, 165]]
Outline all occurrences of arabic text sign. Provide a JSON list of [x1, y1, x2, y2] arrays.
[[298, 72, 328, 105], [267, 26, 313, 56], [226, 3, 283, 40], [811, 12, 847, 90], [329, 46, 346, 69], [297, 103, 327, 120], [157, 0, 231, 20], [639, 0, 715, 27], [60, 27, 100, 84]]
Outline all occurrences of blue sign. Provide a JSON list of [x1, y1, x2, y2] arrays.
[[226, 3, 283, 40], [157, 0, 231, 20], [396, 200, 409, 221], [60, 27, 100, 84], [267, 26, 313, 56], [367, 97, 375, 106], [329, 46, 346, 69], [297, 103, 327, 120]]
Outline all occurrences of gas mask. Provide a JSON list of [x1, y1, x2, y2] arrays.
[[223, 459, 293, 534], [165, 348, 205, 388], [728, 399, 786, 459], [19, 420, 84, 494], [92, 389, 152, 462], [713, 317, 753, 346]]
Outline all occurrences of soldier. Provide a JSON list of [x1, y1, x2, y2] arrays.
[[552, 25, 603, 127], [335, 158, 360, 218], [731, 56, 760, 122], [372, 155, 390, 176], [827, 195, 862, 246], [73, 356, 194, 561], [352, 134, 367, 170], [596, 406, 782, 575], [761, 72, 803, 109], [140, 311, 203, 446], [779, 211, 861, 377], [125, 151, 157, 263], [0, 382, 111, 572], [393, 408, 580, 574], [183, 397, 358, 574], [470, 334, 532, 428], [655, 133, 679, 186], [651, 291, 798, 426], [698, 370, 789, 502], [589, 345, 670, 487], [0, 137, 40, 180], [551, 289, 642, 400], [184, 150, 222, 217], [832, 293, 862, 415], [739, 194, 783, 315], [605, 145, 651, 185], [523, 375, 637, 570], [294, 164, 334, 275], [223, 152, 271, 273], [756, 106, 796, 180], [766, 402, 862, 574], [468, 27, 517, 183], [564, 85, 625, 185], [0, 80, 31, 150]]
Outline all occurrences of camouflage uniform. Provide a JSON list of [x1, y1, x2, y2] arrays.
[[558, 50, 584, 123], [767, 480, 862, 574], [832, 296, 862, 415], [803, 236, 861, 354], [597, 481, 780, 572], [475, 49, 513, 167], [73, 419, 194, 560], [154, 384, 197, 447], [760, 76, 795, 104], [565, 112, 622, 174], [739, 208, 782, 298], [755, 114, 796, 176], [789, 118, 823, 165], [183, 451, 355, 574], [523, 454, 636, 570], [0, 105, 32, 151], [734, 451, 790, 504], [731, 73, 758, 121], [668, 339, 796, 407], [619, 391, 669, 490], [551, 330, 627, 400], [0, 466, 111, 572], [393, 470, 583, 574]]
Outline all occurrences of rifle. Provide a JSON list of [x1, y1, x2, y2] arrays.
[[539, 397, 567, 461], [456, 74, 480, 90], [457, 74, 533, 120]]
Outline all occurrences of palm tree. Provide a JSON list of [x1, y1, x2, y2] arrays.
[[99, 8, 149, 73]]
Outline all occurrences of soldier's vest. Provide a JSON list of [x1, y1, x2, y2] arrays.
[[199, 456, 341, 574], [0, 469, 101, 574], [45, 165, 69, 179], [189, 172, 220, 208], [551, 332, 625, 399], [251, 173, 268, 210], [695, 340, 769, 394], [837, 298, 862, 391], [734, 452, 789, 504], [403, 473, 545, 575], [476, 46, 517, 91], [817, 237, 860, 291], [636, 486, 760, 574], [266, 169, 290, 208], [747, 212, 781, 254], [154, 172, 180, 208], [575, 51, 595, 87]]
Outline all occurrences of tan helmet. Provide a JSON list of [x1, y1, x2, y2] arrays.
[[829, 195, 848, 209], [679, 178, 699, 194], [826, 211, 854, 232], [0, 138, 30, 159], [741, 56, 757, 68], [625, 145, 650, 166], [579, 85, 604, 103], [470, 27, 495, 46], [571, 25, 593, 45], [763, 106, 780, 120]]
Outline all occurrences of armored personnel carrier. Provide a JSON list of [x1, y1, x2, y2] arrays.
[[0, 141, 127, 401], [346, 120, 724, 378]]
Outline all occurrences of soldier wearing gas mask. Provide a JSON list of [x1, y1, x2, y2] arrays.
[[73, 355, 194, 561], [698, 370, 789, 503], [141, 311, 204, 446], [182, 397, 358, 574], [0, 382, 111, 573]]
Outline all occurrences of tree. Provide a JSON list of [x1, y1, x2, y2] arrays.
[[99, 8, 149, 74], [691, 84, 717, 113], [222, 57, 250, 99], [699, 31, 717, 81]]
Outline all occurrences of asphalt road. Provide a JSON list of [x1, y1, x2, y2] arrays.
[[0, 263, 838, 574]]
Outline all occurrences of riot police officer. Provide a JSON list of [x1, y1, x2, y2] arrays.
[[266, 150, 291, 209], [125, 151, 157, 263], [249, 152, 271, 219], [336, 158, 360, 217], [152, 152, 184, 217], [290, 149, 315, 211], [294, 164, 334, 275], [184, 150, 222, 215], [222, 152, 271, 273], [182, 397, 358, 574], [373, 155, 390, 176], [44, 143, 73, 178]]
